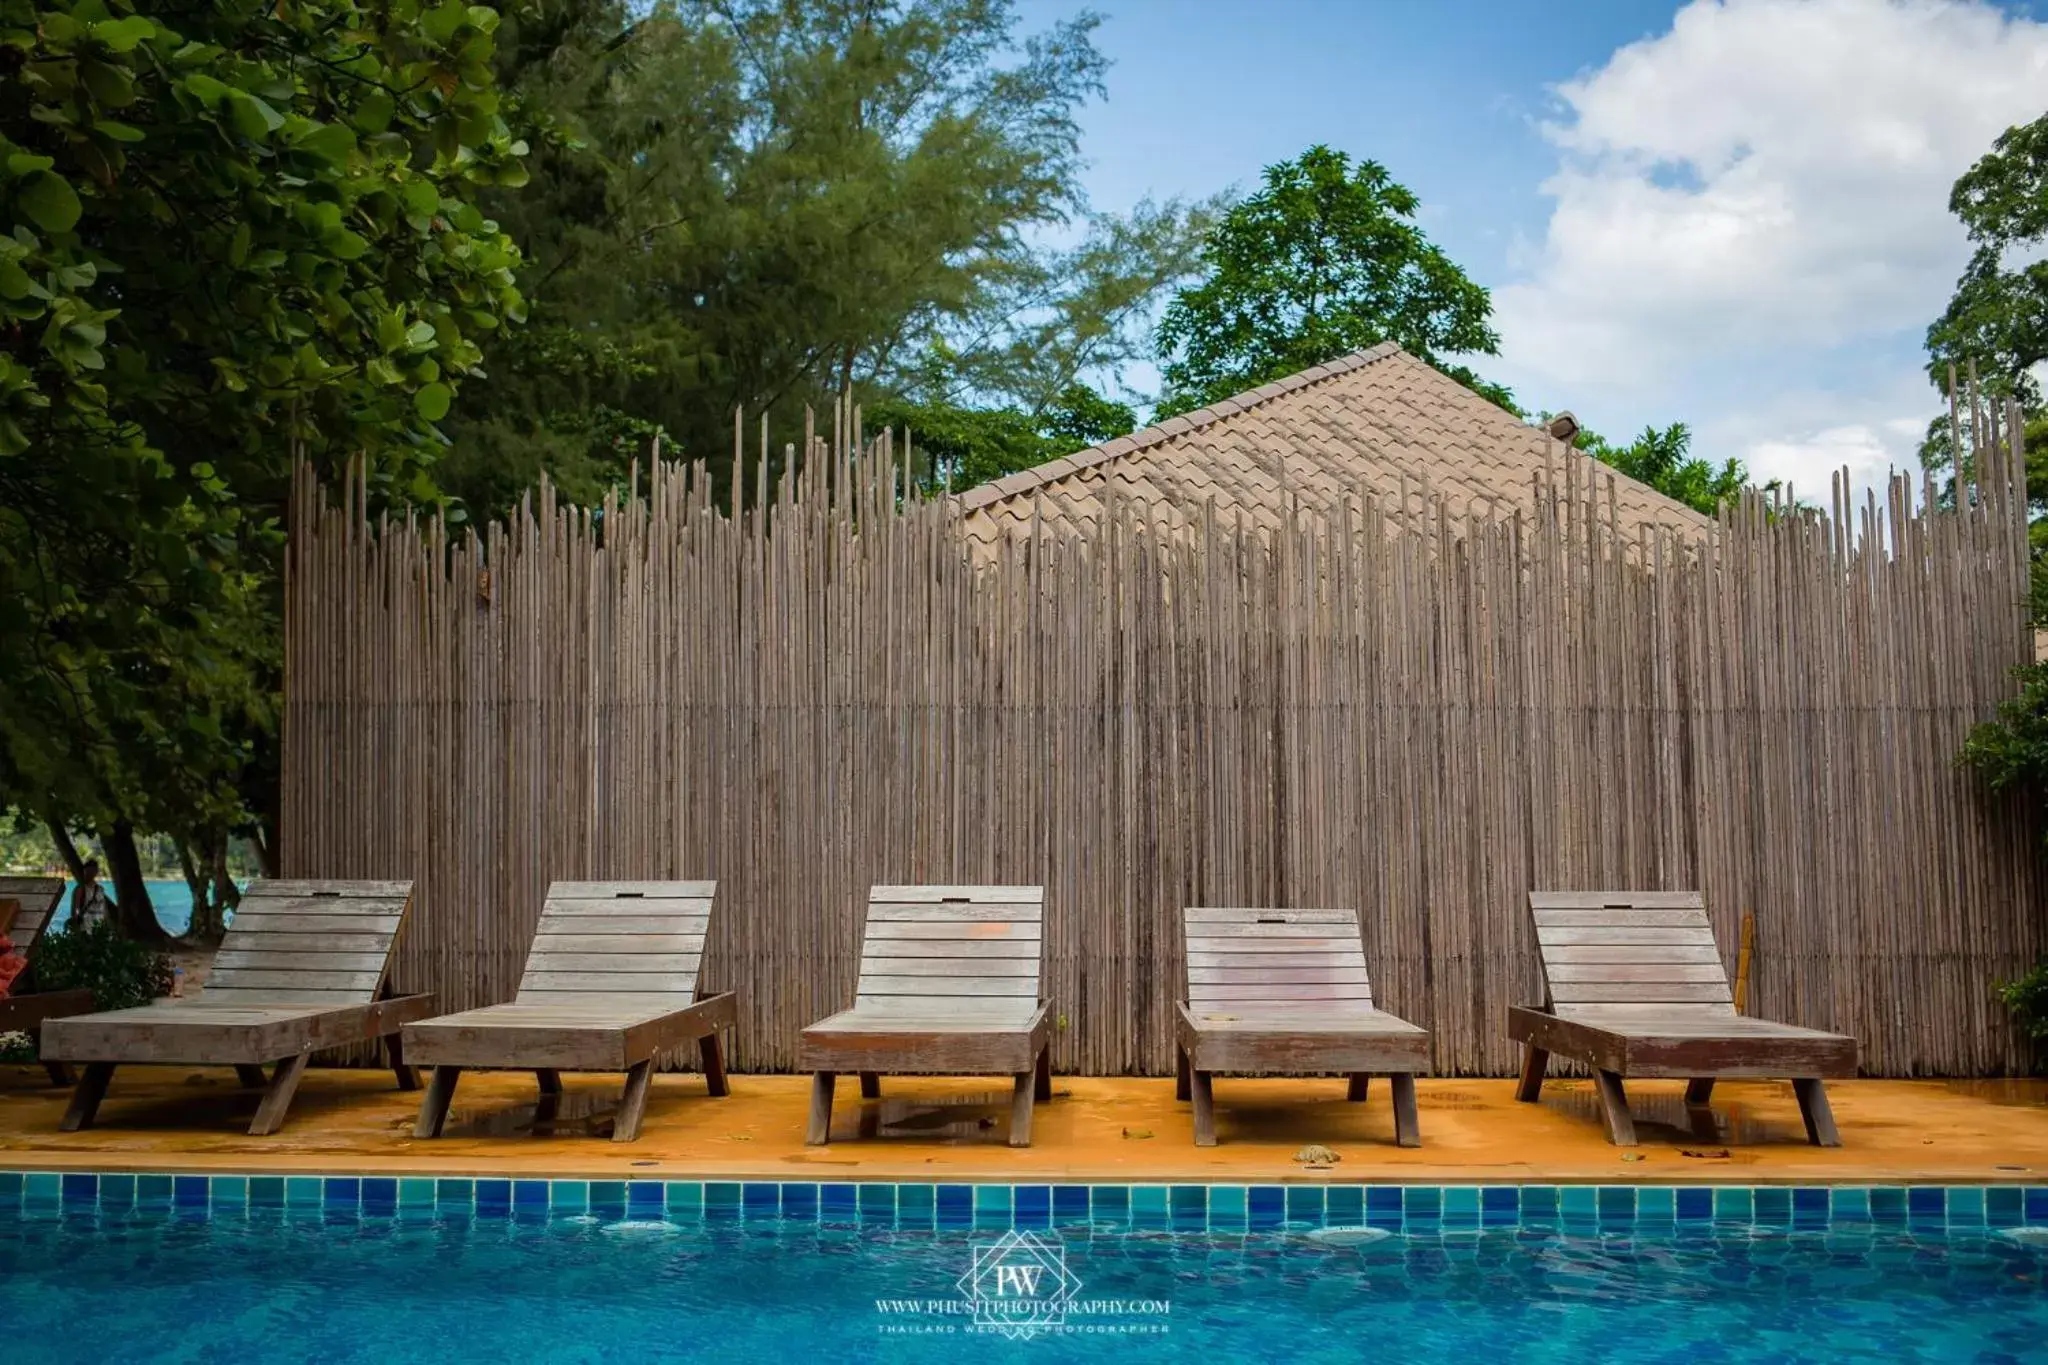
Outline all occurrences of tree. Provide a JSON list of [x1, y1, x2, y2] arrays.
[[1154, 144, 1514, 419], [870, 382, 1136, 494], [1926, 112, 2048, 411], [1561, 420, 1759, 518], [1, 1, 525, 939], [439, 0, 1211, 516]]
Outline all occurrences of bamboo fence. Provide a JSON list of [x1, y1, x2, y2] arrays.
[[282, 393, 2043, 1076]]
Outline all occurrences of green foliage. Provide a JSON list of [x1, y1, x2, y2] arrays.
[[871, 384, 1135, 494], [30, 917, 172, 1011], [1926, 112, 2048, 409], [0, 1, 526, 899], [1565, 420, 1761, 517], [440, 0, 1209, 516], [1155, 145, 1513, 419], [1996, 959, 2048, 1042]]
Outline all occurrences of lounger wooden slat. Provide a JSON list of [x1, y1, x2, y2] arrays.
[[1508, 890, 1858, 1146], [1175, 907, 1428, 1147], [0, 877, 94, 1083], [799, 885, 1052, 1147], [403, 880, 732, 1142], [41, 879, 434, 1133]]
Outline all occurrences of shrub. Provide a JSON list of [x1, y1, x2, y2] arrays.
[[33, 919, 173, 1013], [2000, 961, 2048, 1042], [0, 1030, 32, 1065]]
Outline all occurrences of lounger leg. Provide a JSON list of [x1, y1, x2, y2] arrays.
[[1008, 1068, 1036, 1148], [1347, 1073, 1370, 1102], [1593, 1069, 1638, 1146], [248, 1054, 310, 1136], [41, 1059, 75, 1087], [858, 1071, 881, 1099], [413, 1066, 462, 1138], [59, 1062, 115, 1131], [1515, 1044, 1549, 1102], [1390, 1073, 1421, 1148], [1189, 1070, 1217, 1147], [1684, 1077, 1716, 1107], [806, 1072, 836, 1145], [536, 1069, 563, 1095], [235, 1064, 268, 1088], [613, 1060, 653, 1143], [1793, 1077, 1841, 1147], [1033, 1045, 1052, 1102], [1175, 1046, 1190, 1102], [386, 1033, 419, 1092], [699, 1033, 730, 1097]]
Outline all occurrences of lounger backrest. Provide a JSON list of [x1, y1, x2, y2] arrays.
[[1528, 890, 1734, 1014], [514, 880, 717, 1006], [1183, 907, 1375, 1011], [854, 885, 1043, 1011], [208, 879, 417, 1004], [0, 877, 65, 954]]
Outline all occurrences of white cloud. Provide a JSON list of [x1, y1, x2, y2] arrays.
[[1487, 0, 2048, 499]]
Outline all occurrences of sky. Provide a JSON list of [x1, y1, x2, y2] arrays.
[[1017, 0, 2048, 503]]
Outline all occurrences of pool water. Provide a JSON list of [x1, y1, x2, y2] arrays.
[[3, 1204, 2044, 1363]]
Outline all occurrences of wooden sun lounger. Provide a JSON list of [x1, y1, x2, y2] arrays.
[[43, 879, 435, 1134], [1507, 891, 1858, 1146], [0, 877, 94, 1084], [799, 885, 1052, 1148], [404, 881, 734, 1143], [1175, 907, 1428, 1147]]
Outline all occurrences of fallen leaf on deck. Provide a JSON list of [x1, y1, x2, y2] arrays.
[[1680, 1148, 1731, 1159], [1122, 1126, 1154, 1139]]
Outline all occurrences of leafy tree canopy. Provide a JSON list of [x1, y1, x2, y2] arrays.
[[1154, 144, 1514, 419], [1559, 420, 1760, 518], [1926, 111, 2048, 410]]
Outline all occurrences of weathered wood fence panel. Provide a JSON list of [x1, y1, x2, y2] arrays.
[[283, 402, 2042, 1076]]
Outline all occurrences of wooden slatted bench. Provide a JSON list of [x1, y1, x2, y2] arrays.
[[0, 877, 94, 1084], [404, 881, 734, 1143], [1176, 907, 1428, 1147], [799, 885, 1052, 1147], [43, 879, 436, 1134], [1507, 890, 1859, 1146]]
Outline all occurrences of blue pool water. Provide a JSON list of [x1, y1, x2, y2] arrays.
[[48, 878, 212, 936], [4, 1193, 2045, 1363]]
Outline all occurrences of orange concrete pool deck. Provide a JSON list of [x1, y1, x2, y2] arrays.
[[3, 1069, 2046, 1184]]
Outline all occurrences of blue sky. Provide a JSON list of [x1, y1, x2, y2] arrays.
[[1019, 0, 2048, 501]]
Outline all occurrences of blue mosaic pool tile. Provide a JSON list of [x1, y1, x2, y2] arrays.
[[362, 1177, 396, 1212], [467, 1179, 506, 1215], [1832, 1187, 1870, 1222], [1870, 1186, 1906, 1222], [587, 1180, 626, 1211], [1908, 1187, 1946, 1223], [397, 1177, 434, 1209], [1561, 1186, 1598, 1220], [974, 1184, 1015, 1218], [513, 1179, 550, 1210], [1754, 1187, 1791, 1225], [61, 1173, 97, 1206], [1521, 1186, 1558, 1219], [137, 1174, 172, 1207], [1481, 1185, 1519, 1224], [323, 1177, 360, 1211], [99, 1174, 136, 1208], [1598, 1186, 1636, 1223], [1713, 1186, 1752, 1222], [1675, 1187, 1713, 1222], [1052, 1185, 1090, 1221], [1987, 1186, 2023, 1227], [1325, 1185, 1363, 1226], [621, 1181, 659, 1215], [174, 1175, 209, 1208], [859, 1184, 897, 1218], [1636, 1187, 1675, 1223], [1947, 1187, 1985, 1225], [2025, 1187, 2048, 1222], [1366, 1185, 1403, 1220], [1441, 1186, 1480, 1227], [1089, 1185, 1127, 1219], [435, 1178, 474, 1207], [551, 1181, 586, 1211], [1010, 1185, 1047, 1227], [1286, 1186, 1325, 1224], [1246, 1186, 1284, 1229], [1404, 1186, 1441, 1222], [936, 1184, 973, 1224], [22, 1173, 59, 1207]]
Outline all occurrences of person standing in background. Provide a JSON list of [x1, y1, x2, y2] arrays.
[[70, 859, 111, 931]]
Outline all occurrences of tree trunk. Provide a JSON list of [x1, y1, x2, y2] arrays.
[[177, 836, 228, 944], [41, 815, 87, 882], [100, 819, 169, 946]]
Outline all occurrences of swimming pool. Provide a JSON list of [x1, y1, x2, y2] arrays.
[[4, 1176, 2045, 1362]]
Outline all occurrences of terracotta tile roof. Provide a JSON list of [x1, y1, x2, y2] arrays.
[[955, 344, 1715, 549]]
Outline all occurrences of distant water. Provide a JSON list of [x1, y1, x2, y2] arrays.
[[51, 878, 212, 937]]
